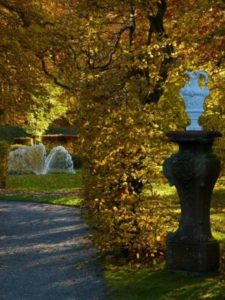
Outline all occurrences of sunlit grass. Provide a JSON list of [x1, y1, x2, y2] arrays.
[[0, 171, 82, 206], [0, 193, 82, 207], [6, 171, 81, 192]]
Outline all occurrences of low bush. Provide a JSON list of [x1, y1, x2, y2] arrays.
[[86, 192, 177, 262], [13, 137, 33, 146], [79, 102, 176, 263], [0, 140, 10, 188], [71, 153, 83, 169], [0, 126, 27, 141]]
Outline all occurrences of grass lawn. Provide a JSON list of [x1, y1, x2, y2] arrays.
[[105, 267, 225, 300], [0, 170, 82, 206], [6, 171, 81, 192], [105, 179, 225, 300]]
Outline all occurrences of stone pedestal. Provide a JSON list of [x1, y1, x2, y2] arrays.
[[163, 131, 221, 274]]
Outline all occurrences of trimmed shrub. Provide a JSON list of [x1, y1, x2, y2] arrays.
[[13, 137, 33, 146], [0, 140, 10, 188], [0, 126, 27, 141], [71, 154, 83, 169]]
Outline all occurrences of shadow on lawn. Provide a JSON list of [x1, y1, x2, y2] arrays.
[[107, 268, 225, 300]]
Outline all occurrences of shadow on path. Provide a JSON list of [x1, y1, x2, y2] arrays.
[[0, 201, 107, 300]]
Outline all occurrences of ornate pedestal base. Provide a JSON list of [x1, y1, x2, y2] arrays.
[[163, 131, 221, 274], [167, 240, 219, 274]]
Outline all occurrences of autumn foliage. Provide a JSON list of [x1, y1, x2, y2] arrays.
[[75, 0, 225, 261], [0, 1, 225, 262]]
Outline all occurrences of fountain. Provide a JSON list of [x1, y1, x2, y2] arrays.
[[42, 146, 74, 174], [8, 144, 75, 175]]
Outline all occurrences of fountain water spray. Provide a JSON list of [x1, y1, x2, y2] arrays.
[[8, 144, 75, 175]]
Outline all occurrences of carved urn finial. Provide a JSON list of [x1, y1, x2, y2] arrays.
[[180, 70, 210, 131]]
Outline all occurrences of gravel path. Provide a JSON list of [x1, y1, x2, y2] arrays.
[[0, 201, 107, 300]]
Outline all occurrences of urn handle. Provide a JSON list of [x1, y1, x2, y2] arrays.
[[196, 70, 209, 86], [184, 70, 209, 87]]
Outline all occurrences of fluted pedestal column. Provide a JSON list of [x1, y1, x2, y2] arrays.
[[163, 131, 221, 274]]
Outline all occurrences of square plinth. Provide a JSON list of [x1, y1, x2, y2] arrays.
[[166, 240, 220, 274]]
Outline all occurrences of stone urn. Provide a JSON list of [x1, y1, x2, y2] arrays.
[[180, 70, 210, 131]]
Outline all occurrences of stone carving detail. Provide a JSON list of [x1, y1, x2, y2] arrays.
[[164, 152, 195, 185], [164, 151, 220, 189], [180, 70, 210, 131]]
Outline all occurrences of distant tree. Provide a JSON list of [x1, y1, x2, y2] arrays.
[[24, 85, 67, 143], [0, 0, 74, 126]]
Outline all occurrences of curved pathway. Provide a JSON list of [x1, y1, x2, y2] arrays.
[[0, 201, 107, 300]]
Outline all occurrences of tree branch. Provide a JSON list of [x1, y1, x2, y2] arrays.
[[36, 52, 72, 90], [144, 0, 174, 104], [129, 2, 136, 47], [86, 23, 134, 71]]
